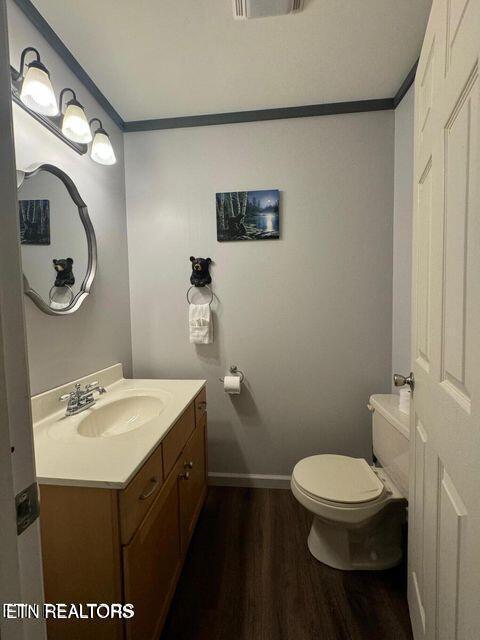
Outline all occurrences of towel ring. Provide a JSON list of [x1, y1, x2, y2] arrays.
[[49, 285, 74, 308], [186, 284, 213, 305]]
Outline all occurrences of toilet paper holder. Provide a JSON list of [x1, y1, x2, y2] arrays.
[[219, 365, 245, 384]]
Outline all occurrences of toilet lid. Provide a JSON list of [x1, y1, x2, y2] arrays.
[[292, 454, 384, 504]]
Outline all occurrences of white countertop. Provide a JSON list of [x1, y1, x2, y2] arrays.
[[32, 364, 205, 489]]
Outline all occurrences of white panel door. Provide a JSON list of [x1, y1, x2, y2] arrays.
[[409, 0, 480, 639], [0, 1, 46, 638]]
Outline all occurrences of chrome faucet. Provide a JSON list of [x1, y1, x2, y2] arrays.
[[59, 381, 106, 416]]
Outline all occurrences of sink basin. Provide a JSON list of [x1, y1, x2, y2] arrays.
[[77, 395, 165, 438], [32, 365, 205, 486]]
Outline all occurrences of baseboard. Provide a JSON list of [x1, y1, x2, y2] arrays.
[[208, 472, 291, 489]]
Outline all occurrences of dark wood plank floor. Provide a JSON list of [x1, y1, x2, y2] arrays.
[[161, 487, 413, 640]]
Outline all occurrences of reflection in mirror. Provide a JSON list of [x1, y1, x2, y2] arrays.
[[17, 164, 96, 314]]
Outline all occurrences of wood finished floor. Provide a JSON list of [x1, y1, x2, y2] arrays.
[[161, 487, 413, 640]]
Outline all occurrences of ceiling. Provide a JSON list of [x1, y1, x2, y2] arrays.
[[32, 0, 432, 122]]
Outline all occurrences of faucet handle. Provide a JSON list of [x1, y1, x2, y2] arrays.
[[86, 381, 99, 391], [59, 383, 81, 402], [59, 393, 72, 402]]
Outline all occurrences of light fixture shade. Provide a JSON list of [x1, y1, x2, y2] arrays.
[[62, 102, 92, 143], [20, 62, 58, 116], [91, 130, 116, 165]]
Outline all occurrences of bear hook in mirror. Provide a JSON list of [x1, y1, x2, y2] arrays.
[[17, 163, 97, 315], [53, 258, 75, 287], [49, 255, 76, 310]]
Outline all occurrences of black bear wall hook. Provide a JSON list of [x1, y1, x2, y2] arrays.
[[53, 258, 75, 287], [189, 256, 212, 287]]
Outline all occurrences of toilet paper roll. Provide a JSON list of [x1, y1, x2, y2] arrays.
[[224, 375, 241, 395], [399, 388, 411, 415]]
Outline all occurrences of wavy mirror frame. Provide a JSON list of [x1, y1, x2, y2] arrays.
[[17, 163, 97, 316]]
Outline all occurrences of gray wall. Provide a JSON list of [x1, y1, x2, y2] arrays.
[[392, 86, 414, 388], [8, 0, 132, 394], [125, 112, 395, 477]]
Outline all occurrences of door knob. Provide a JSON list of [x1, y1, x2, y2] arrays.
[[393, 371, 415, 391]]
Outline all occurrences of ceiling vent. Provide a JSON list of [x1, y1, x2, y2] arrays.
[[233, 0, 304, 19]]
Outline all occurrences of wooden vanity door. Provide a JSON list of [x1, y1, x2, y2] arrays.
[[178, 421, 207, 554], [123, 471, 181, 640]]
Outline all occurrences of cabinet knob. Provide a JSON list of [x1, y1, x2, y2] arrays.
[[184, 461, 194, 469], [179, 471, 190, 480], [197, 401, 207, 410]]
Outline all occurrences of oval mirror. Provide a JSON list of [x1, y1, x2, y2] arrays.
[[17, 164, 96, 315]]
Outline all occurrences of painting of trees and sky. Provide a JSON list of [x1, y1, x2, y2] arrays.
[[19, 199, 50, 245], [216, 189, 279, 241]]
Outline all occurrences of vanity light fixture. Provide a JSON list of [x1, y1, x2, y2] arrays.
[[89, 118, 116, 165], [17, 47, 58, 116], [11, 46, 117, 162], [60, 88, 92, 144]]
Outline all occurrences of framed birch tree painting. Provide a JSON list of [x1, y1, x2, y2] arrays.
[[216, 189, 279, 241], [19, 199, 51, 245]]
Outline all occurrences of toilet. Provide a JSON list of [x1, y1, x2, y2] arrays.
[[291, 394, 409, 571]]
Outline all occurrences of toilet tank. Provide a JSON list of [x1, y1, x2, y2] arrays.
[[369, 394, 409, 499]]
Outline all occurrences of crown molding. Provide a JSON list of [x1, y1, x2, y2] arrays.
[[393, 60, 418, 108], [123, 98, 394, 132]]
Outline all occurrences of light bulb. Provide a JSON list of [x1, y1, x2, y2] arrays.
[[20, 61, 58, 116], [91, 130, 116, 165], [62, 101, 92, 143]]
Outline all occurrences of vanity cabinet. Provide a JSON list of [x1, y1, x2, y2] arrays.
[[162, 403, 195, 477], [123, 471, 180, 640], [179, 420, 207, 552], [119, 444, 165, 545], [39, 387, 207, 640]]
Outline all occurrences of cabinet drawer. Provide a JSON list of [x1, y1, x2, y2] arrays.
[[123, 472, 181, 640], [194, 387, 207, 426], [178, 421, 207, 553], [119, 445, 164, 545], [162, 403, 195, 478]]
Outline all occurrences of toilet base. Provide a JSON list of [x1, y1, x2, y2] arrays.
[[307, 507, 404, 571]]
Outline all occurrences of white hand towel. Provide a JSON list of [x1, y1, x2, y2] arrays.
[[189, 303, 213, 344]]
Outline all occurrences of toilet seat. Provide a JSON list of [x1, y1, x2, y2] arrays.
[[292, 454, 384, 504], [291, 454, 404, 526]]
